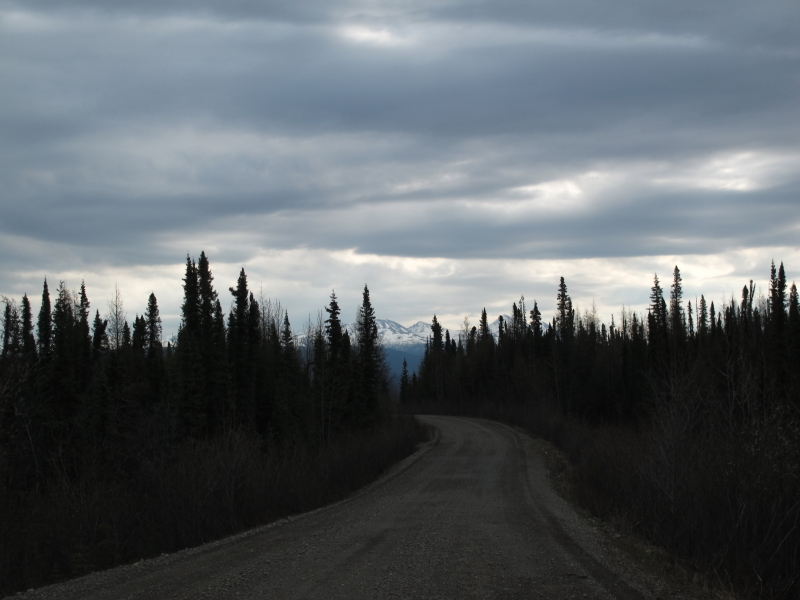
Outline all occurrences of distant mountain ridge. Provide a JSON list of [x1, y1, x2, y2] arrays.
[[341, 316, 518, 352], [313, 316, 537, 381], [342, 319, 431, 350]]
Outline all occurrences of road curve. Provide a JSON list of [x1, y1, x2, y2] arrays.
[[17, 416, 673, 599]]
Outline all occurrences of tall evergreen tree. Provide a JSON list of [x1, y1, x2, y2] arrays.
[[198, 252, 220, 348], [709, 301, 717, 337], [321, 292, 347, 434], [478, 308, 492, 344], [649, 275, 666, 333], [670, 266, 685, 342], [181, 256, 200, 334], [228, 269, 253, 424], [195, 252, 228, 433], [648, 274, 669, 364], [132, 315, 147, 351], [281, 312, 295, 352], [76, 281, 92, 387], [2, 299, 20, 360], [91, 310, 108, 362], [556, 277, 574, 340], [399, 358, 410, 403], [324, 291, 343, 364], [37, 278, 52, 358], [769, 261, 787, 320], [789, 282, 800, 386], [145, 293, 162, 351], [356, 284, 381, 428], [177, 256, 204, 435], [431, 315, 443, 352], [530, 301, 542, 339], [122, 320, 131, 348], [20, 294, 36, 360], [698, 295, 708, 338], [51, 282, 78, 423], [143, 293, 164, 401]]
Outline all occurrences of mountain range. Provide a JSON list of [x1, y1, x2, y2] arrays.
[[297, 316, 525, 384], [340, 317, 514, 383]]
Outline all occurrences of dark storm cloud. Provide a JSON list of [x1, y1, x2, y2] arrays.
[[1, 0, 798, 279]]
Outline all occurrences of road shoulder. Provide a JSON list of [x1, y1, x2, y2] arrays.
[[521, 427, 733, 600]]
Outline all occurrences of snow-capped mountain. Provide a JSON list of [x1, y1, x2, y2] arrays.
[[407, 321, 433, 337], [343, 319, 430, 349], [488, 315, 513, 339], [303, 316, 547, 381]]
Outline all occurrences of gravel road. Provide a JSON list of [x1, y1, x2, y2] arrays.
[[12, 416, 698, 599]]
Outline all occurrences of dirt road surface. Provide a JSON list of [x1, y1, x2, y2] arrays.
[[13, 416, 698, 599]]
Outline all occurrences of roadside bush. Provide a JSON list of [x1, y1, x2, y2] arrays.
[[406, 400, 800, 599], [0, 414, 428, 596]]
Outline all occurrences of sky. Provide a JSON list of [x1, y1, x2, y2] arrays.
[[1, 0, 799, 338]]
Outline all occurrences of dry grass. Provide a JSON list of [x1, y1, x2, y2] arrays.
[[0, 414, 429, 596]]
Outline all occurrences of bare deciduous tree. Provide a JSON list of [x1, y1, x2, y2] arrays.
[[106, 282, 126, 349]]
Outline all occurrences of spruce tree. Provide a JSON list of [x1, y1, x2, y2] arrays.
[[20, 294, 36, 360], [196, 252, 228, 433], [209, 298, 229, 430], [698, 295, 708, 337], [767, 261, 789, 386], [181, 256, 200, 333], [2, 299, 20, 360], [399, 358, 409, 403], [37, 278, 52, 358], [51, 282, 78, 423], [281, 311, 295, 352], [789, 283, 800, 382], [478, 308, 491, 343], [198, 252, 217, 325], [145, 293, 162, 351], [741, 285, 750, 325], [670, 266, 685, 343], [228, 269, 252, 423], [177, 256, 204, 436], [144, 293, 164, 401], [122, 321, 131, 348], [356, 284, 381, 428], [76, 281, 92, 387], [325, 291, 343, 364], [428, 315, 445, 401], [649, 275, 666, 333], [530, 301, 542, 339], [709, 302, 716, 337], [769, 261, 787, 320], [648, 274, 669, 364], [556, 277, 574, 340], [431, 315, 443, 352], [91, 310, 108, 361]]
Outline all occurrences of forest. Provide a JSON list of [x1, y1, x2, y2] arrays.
[[2, 256, 799, 598], [406, 261, 800, 598], [0, 252, 425, 596]]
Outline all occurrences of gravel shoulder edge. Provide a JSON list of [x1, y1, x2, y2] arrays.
[[497, 420, 735, 600]]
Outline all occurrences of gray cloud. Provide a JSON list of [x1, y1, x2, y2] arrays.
[[1, 0, 798, 328]]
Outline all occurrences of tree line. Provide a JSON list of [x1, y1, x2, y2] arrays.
[[405, 262, 799, 417], [404, 261, 800, 598], [0, 252, 402, 593]]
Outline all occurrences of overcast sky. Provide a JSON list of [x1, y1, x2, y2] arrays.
[[1, 0, 798, 336]]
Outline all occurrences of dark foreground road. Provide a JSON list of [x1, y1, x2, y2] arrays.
[[14, 417, 694, 599]]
